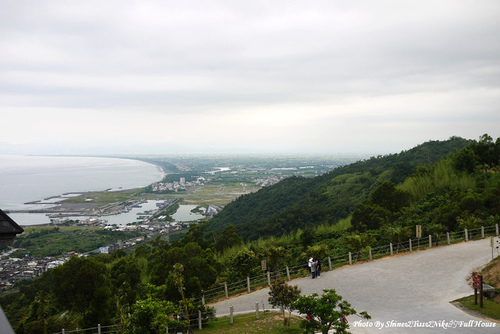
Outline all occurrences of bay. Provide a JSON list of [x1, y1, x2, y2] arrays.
[[11, 203, 206, 226], [70, 203, 205, 226], [0, 155, 165, 225]]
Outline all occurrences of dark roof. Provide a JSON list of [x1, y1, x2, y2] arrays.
[[0, 209, 24, 240]]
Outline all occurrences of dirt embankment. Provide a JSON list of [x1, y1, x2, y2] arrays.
[[481, 255, 500, 303]]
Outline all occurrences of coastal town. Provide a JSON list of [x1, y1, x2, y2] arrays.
[[0, 214, 190, 291], [0, 156, 348, 292]]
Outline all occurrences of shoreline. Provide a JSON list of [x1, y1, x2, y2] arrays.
[[2, 156, 167, 222]]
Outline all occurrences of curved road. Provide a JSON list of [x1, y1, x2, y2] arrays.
[[211, 238, 499, 333]]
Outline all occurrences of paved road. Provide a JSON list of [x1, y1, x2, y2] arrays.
[[211, 238, 499, 333]]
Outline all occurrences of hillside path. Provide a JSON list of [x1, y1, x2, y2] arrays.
[[211, 238, 499, 333]]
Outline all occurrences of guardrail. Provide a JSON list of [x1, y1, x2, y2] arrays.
[[201, 224, 500, 305], [53, 224, 500, 333]]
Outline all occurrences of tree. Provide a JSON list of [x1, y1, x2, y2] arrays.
[[268, 279, 301, 329], [51, 257, 112, 326], [391, 161, 415, 184], [475, 134, 496, 166], [110, 257, 142, 316], [386, 225, 411, 252], [261, 245, 290, 282], [304, 245, 329, 263], [214, 225, 243, 252], [125, 285, 183, 334], [453, 146, 478, 173], [172, 263, 192, 333], [425, 223, 446, 246], [457, 214, 482, 240], [226, 248, 260, 282], [20, 291, 53, 334], [293, 289, 370, 334], [300, 227, 316, 247], [371, 181, 410, 212], [342, 234, 375, 262], [351, 200, 392, 232], [182, 221, 212, 248]]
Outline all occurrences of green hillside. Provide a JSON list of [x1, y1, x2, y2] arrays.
[[4, 134, 500, 333], [209, 136, 470, 240]]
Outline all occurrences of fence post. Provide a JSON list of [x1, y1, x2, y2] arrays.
[[496, 223, 499, 236], [369, 247, 372, 260], [224, 283, 229, 299], [98, 324, 101, 334], [230, 306, 234, 324], [267, 271, 271, 286], [465, 229, 468, 242], [256, 302, 260, 319], [247, 277, 251, 293], [348, 252, 352, 265], [390, 243, 393, 256], [199, 310, 202, 330], [447, 232, 450, 245], [328, 257, 332, 270], [409, 239, 412, 252], [429, 235, 432, 248], [286, 266, 290, 281], [481, 226, 484, 238]]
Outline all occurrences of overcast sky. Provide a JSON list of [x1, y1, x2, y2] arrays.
[[1, 1, 499, 155]]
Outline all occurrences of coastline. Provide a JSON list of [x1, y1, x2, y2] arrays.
[[1, 155, 167, 224]]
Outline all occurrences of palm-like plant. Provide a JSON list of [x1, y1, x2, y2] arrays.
[[343, 233, 375, 262], [386, 225, 411, 252], [262, 245, 290, 282], [304, 244, 330, 262], [457, 215, 483, 240], [425, 223, 446, 246]]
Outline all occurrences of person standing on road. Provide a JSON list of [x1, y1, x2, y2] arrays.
[[316, 259, 321, 278], [311, 258, 317, 279], [308, 256, 313, 276]]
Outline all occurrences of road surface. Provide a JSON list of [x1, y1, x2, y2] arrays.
[[211, 238, 499, 333]]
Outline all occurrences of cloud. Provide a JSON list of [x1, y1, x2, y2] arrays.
[[0, 0, 499, 154]]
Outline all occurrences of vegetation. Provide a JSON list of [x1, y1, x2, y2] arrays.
[[10, 226, 144, 257], [209, 136, 470, 240], [293, 289, 370, 334], [192, 311, 303, 333], [3, 134, 500, 333], [268, 279, 301, 329], [454, 255, 500, 321], [268, 283, 369, 334], [454, 295, 500, 321]]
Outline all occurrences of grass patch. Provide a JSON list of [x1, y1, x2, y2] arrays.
[[61, 182, 259, 207], [454, 295, 500, 321], [453, 255, 500, 321], [194, 311, 303, 333], [182, 184, 260, 206], [11, 226, 145, 258], [62, 188, 146, 203]]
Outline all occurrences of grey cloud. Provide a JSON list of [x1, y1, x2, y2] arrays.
[[0, 0, 499, 153]]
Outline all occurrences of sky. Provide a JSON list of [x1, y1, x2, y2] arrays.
[[1, 0, 499, 155]]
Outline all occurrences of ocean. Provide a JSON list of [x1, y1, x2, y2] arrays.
[[0, 155, 165, 225]]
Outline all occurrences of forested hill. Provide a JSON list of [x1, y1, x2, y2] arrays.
[[209, 136, 470, 240]]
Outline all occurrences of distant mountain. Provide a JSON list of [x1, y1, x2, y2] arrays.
[[209, 136, 470, 240]]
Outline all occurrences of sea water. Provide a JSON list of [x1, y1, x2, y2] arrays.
[[0, 155, 165, 225]]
